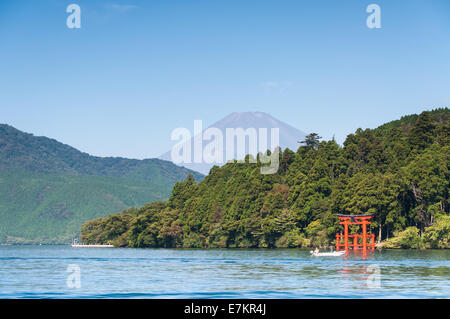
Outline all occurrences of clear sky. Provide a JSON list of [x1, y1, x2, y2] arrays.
[[1, 0, 449, 159]]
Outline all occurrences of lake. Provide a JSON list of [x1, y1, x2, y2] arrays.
[[0, 245, 448, 298]]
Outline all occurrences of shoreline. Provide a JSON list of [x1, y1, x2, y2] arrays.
[[1, 243, 448, 250]]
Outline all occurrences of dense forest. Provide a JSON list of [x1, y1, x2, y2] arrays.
[[81, 109, 449, 249]]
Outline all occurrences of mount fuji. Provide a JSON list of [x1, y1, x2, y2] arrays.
[[159, 112, 306, 175]]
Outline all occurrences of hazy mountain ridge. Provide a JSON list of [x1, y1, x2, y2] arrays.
[[0, 124, 203, 243], [0, 124, 203, 181]]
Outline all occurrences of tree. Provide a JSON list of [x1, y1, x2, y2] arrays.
[[405, 145, 449, 231], [279, 148, 295, 174], [383, 227, 423, 249], [423, 215, 450, 248], [299, 133, 322, 150], [168, 174, 197, 210], [408, 111, 436, 151]]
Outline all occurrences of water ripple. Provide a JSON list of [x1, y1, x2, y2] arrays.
[[0, 246, 448, 298]]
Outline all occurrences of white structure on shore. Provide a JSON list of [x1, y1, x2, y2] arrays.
[[71, 239, 113, 248]]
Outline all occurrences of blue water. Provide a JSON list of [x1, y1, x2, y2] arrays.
[[0, 246, 448, 298]]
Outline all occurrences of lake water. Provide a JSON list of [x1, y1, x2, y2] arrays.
[[0, 245, 448, 298]]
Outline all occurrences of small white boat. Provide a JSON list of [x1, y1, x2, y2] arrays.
[[310, 250, 345, 257]]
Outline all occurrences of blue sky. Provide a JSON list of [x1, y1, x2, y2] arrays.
[[1, 0, 449, 159]]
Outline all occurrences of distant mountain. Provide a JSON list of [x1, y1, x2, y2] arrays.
[[0, 124, 203, 243], [159, 112, 306, 174]]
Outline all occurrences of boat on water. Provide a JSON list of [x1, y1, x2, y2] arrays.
[[310, 250, 345, 257], [71, 239, 113, 248]]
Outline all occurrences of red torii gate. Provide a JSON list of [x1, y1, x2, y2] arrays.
[[336, 214, 375, 251]]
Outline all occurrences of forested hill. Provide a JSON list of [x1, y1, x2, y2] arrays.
[[0, 124, 203, 244], [81, 108, 449, 249], [0, 124, 203, 182]]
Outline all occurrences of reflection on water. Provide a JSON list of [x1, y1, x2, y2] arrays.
[[0, 246, 448, 298]]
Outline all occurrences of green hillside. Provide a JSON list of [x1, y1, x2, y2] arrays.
[[0, 125, 203, 244], [0, 124, 204, 181], [81, 108, 449, 249]]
